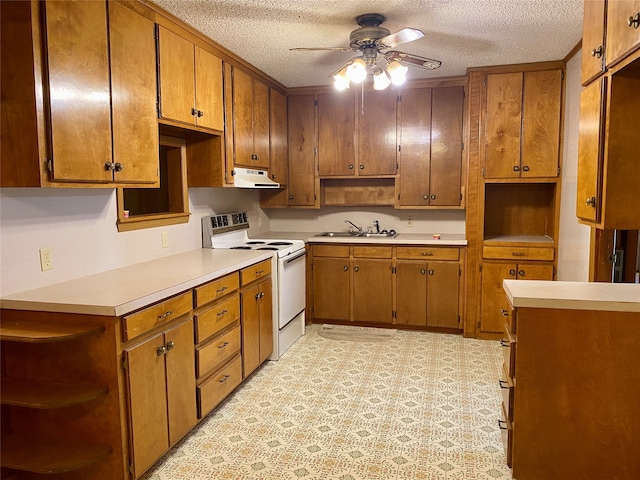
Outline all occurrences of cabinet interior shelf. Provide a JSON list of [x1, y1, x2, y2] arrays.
[[0, 377, 109, 409], [484, 235, 555, 245], [0, 318, 104, 343], [0, 434, 112, 474]]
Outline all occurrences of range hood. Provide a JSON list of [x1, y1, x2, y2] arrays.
[[232, 167, 280, 188]]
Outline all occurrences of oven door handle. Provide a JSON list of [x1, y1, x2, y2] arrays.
[[285, 251, 307, 264]]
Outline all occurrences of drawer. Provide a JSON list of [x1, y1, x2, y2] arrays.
[[352, 246, 392, 258], [396, 246, 459, 260], [313, 245, 350, 257], [483, 245, 555, 261], [196, 325, 241, 378], [241, 259, 271, 286], [499, 364, 514, 421], [197, 354, 242, 418], [499, 402, 513, 468], [194, 294, 240, 343], [501, 324, 516, 377], [122, 291, 193, 342], [194, 272, 239, 308]]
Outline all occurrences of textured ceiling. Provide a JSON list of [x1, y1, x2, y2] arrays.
[[151, 0, 584, 88]]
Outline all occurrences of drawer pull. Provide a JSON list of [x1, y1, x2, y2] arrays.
[[628, 13, 640, 28], [421, 252, 434, 256], [591, 46, 603, 58], [216, 309, 228, 318], [165, 340, 175, 351], [499, 380, 509, 389], [500, 309, 510, 316], [498, 419, 508, 430], [499, 339, 509, 347], [216, 286, 228, 294], [585, 196, 596, 207], [157, 345, 167, 356], [158, 310, 173, 320], [255, 292, 265, 300], [511, 252, 526, 256], [218, 341, 229, 349], [219, 374, 230, 383]]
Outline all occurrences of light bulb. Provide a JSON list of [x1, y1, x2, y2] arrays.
[[333, 67, 350, 90], [373, 69, 391, 90], [386, 61, 408, 86], [346, 58, 367, 84]]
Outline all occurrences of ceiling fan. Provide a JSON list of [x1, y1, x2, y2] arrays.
[[290, 13, 442, 90]]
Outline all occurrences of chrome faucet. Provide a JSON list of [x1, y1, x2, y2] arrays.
[[345, 220, 362, 232], [373, 220, 381, 233]]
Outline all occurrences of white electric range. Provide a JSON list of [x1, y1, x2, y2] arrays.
[[202, 213, 306, 359]]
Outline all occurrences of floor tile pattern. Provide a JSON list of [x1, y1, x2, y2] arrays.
[[143, 325, 513, 479]]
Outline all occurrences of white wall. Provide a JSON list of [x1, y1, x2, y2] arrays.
[[557, 49, 591, 281], [0, 187, 263, 296]]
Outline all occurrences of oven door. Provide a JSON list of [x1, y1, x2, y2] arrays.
[[278, 250, 306, 329]]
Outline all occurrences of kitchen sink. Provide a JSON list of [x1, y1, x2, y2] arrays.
[[357, 232, 398, 238], [316, 231, 398, 238], [317, 231, 360, 237]]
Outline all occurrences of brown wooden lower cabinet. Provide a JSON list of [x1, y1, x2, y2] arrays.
[[310, 243, 464, 330], [241, 276, 273, 378], [502, 295, 640, 479]]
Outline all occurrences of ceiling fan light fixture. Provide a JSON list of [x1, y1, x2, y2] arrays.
[[333, 67, 351, 90], [373, 68, 391, 90], [386, 60, 408, 86], [346, 58, 367, 83]]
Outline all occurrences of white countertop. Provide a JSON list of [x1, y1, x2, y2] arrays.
[[0, 249, 273, 317], [256, 231, 467, 246], [503, 280, 640, 312]]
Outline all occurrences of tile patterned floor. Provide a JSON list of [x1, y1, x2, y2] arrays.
[[142, 325, 513, 480]]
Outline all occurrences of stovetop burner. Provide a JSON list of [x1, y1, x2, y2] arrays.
[[268, 241, 293, 246], [257, 247, 279, 251], [230, 246, 252, 250], [246, 241, 266, 244]]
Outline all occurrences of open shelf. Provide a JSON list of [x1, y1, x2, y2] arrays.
[[484, 235, 555, 245], [1, 377, 108, 409], [0, 318, 104, 343], [0, 434, 112, 474]]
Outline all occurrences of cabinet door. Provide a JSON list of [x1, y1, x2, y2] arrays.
[[577, 78, 606, 223], [232, 68, 255, 167], [194, 47, 224, 131], [398, 88, 432, 206], [312, 257, 350, 321], [606, 0, 640, 68], [269, 89, 288, 184], [158, 27, 195, 125], [357, 90, 397, 176], [484, 73, 522, 179], [516, 263, 554, 281], [426, 262, 460, 328], [253, 79, 270, 169], [109, 2, 158, 184], [318, 92, 356, 176], [480, 262, 517, 334], [258, 280, 273, 363], [353, 259, 393, 323], [164, 319, 197, 446], [45, 0, 112, 182], [521, 70, 562, 178], [242, 282, 261, 377], [396, 261, 427, 325], [430, 87, 464, 205], [124, 332, 169, 478], [287, 95, 316, 206], [581, 0, 606, 85]]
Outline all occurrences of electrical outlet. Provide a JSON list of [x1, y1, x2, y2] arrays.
[[39, 247, 53, 271], [162, 231, 169, 248], [407, 217, 413, 227]]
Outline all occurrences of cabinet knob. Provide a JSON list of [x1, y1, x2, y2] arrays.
[[420, 269, 426, 275], [498, 419, 508, 430], [591, 46, 603, 58], [354, 266, 360, 272], [423, 195, 428, 200], [343, 265, 349, 271], [191, 108, 198, 117], [359, 164, 364, 170], [166, 340, 175, 351], [114, 163, 124, 172], [586, 196, 597, 207], [522, 165, 529, 172], [349, 164, 354, 169], [628, 13, 640, 28], [156, 345, 167, 356], [509, 269, 516, 276], [289, 195, 294, 200], [197, 110, 204, 118], [500, 339, 509, 347], [499, 379, 509, 389], [512, 165, 520, 172], [104, 162, 115, 171], [500, 309, 510, 316], [428, 270, 434, 276], [518, 269, 526, 277], [430, 194, 436, 200], [271, 174, 276, 179]]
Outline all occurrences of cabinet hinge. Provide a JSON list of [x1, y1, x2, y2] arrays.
[[314, 147, 318, 155], [557, 166, 561, 175], [483, 76, 487, 86], [392, 266, 397, 274], [314, 99, 318, 107], [459, 268, 462, 277], [314, 194, 317, 200], [460, 192, 463, 201], [461, 141, 464, 151], [44, 158, 53, 173], [479, 264, 483, 272], [392, 310, 397, 319], [398, 145, 401, 152], [481, 167, 485, 177], [122, 357, 128, 371], [458, 315, 461, 325], [129, 462, 134, 475], [477, 320, 481, 328], [561, 70, 565, 80]]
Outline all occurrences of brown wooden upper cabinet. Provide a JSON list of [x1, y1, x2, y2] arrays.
[[1, 0, 158, 187], [357, 89, 398, 176], [231, 67, 270, 169], [397, 86, 464, 207], [483, 69, 562, 179], [317, 92, 356, 176], [157, 26, 224, 132], [581, 0, 606, 85], [268, 89, 288, 185], [606, 0, 640, 69], [286, 95, 317, 207]]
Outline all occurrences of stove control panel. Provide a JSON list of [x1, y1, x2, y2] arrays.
[[202, 212, 250, 247]]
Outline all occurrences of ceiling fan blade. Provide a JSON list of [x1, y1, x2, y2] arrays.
[[376, 28, 424, 49], [290, 47, 353, 52], [385, 50, 442, 69], [329, 58, 357, 78]]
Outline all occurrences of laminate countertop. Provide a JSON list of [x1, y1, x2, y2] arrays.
[[503, 280, 640, 312], [256, 231, 468, 246], [0, 249, 273, 317]]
